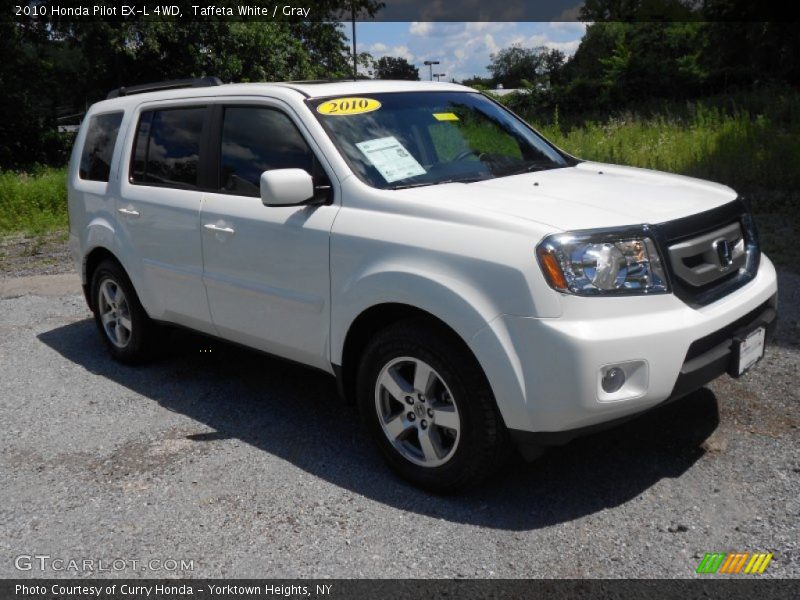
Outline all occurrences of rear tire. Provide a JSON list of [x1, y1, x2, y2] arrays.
[[356, 317, 509, 493], [90, 259, 156, 364]]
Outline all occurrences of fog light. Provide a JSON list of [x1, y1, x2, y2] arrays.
[[601, 367, 626, 393]]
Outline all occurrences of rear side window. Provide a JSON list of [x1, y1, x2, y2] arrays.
[[131, 107, 205, 187], [219, 107, 313, 196], [79, 112, 123, 182]]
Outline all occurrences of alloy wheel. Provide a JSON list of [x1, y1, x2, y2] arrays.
[[97, 278, 133, 349], [374, 356, 461, 467]]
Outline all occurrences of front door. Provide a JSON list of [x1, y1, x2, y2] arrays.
[[200, 104, 338, 370]]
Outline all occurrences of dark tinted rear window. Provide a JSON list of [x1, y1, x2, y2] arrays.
[[79, 112, 123, 182], [219, 107, 313, 196], [131, 107, 205, 187]]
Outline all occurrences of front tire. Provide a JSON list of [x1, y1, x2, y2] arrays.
[[90, 259, 156, 363], [356, 318, 509, 492]]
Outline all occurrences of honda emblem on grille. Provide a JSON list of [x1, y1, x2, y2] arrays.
[[713, 238, 733, 269]]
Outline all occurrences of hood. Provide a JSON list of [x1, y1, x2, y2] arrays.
[[400, 161, 738, 232]]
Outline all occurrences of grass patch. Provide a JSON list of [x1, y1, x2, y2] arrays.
[[536, 105, 800, 193], [0, 167, 68, 235], [531, 106, 799, 269]]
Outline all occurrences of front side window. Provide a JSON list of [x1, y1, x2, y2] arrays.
[[79, 112, 123, 182], [131, 107, 205, 187], [309, 91, 570, 190], [219, 107, 314, 197]]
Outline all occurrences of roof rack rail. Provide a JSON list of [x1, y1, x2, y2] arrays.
[[282, 78, 370, 84], [107, 77, 222, 99], [283, 79, 340, 83]]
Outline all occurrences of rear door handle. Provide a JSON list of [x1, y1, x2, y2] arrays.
[[118, 207, 140, 217], [204, 223, 235, 235]]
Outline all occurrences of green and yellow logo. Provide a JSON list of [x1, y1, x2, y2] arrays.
[[696, 552, 773, 574]]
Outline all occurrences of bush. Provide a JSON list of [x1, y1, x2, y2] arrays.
[[525, 89, 800, 194], [0, 167, 69, 234]]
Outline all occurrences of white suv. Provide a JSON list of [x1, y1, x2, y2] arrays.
[[68, 78, 778, 491]]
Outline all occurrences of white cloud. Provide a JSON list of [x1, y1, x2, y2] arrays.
[[483, 34, 500, 56], [368, 22, 586, 82], [392, 45, 415, 62], [409, 22, 432, 36], [521, 34, 581, 55], [368, 43, 415, 63], [465, 22, 502, 33], [549, 21, 587, 34], [549, 39, 581, 54]]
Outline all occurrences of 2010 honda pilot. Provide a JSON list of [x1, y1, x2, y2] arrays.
[[68, 78, 778, 491]]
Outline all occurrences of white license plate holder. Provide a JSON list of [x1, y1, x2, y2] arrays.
[[733, 326, 766, 376]]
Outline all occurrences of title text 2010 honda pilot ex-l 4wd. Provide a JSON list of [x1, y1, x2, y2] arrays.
[[68, 78, 778, 491]]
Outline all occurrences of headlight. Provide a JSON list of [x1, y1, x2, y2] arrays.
[[536, 227, 669, 295]]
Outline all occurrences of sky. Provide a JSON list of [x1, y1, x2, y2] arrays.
[[344, 22, 588, 82]]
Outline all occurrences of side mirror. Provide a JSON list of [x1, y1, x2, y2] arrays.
[[260, 169, 314, 207]]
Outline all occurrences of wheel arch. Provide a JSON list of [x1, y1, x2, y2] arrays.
[[338, 303, 467, 401], [335, 283, 518, 415], [331, 269, 530, 430], [83, 246, 123, 311]]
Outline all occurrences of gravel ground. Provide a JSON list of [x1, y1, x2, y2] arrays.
[[0, 261, 798, 578], [0, 231, 74, 278]]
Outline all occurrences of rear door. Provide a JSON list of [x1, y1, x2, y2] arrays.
[[199, 102, 339, 370], [117, 104, 214, 333]]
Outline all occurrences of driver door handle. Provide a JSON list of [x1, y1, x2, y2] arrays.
[[118, 207, 140, 217], [204, 223, 235, 235]]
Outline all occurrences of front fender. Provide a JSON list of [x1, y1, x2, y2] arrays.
[[330, 267, 529, 429], [331, 267, 501, 366]]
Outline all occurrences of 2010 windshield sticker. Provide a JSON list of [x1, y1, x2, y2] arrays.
[[317, 97, 381, 116], [355, 136, 427, 183]]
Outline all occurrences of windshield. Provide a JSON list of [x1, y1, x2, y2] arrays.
[[308, 91, 572, 190]]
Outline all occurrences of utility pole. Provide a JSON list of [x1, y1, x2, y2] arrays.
[[423, 60, 439, 81], [351, 4, 357, 80]]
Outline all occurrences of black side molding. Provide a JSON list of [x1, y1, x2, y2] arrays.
[[107, 77, 222, 99]]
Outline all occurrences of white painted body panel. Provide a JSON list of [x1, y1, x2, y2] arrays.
[[200, 191, 337, 371], [68, 80, 779, 436], [405, 161, 738, 231], [117, 182, 213, 332], [471, 256, 777, 432]]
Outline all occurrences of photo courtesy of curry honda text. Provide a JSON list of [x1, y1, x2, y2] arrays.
[[68, 78, 778, 492]]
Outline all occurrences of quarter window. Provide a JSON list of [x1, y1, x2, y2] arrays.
[[219, 107, 313, 197], [79, 112, 123, 182], [131, 107, 205, 187]]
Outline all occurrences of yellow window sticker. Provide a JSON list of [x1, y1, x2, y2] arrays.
[[433, 112, 459, 121], [317, 97, 381, 116]]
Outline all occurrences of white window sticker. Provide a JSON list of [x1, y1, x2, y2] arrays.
[[355, 136, 426, 183]]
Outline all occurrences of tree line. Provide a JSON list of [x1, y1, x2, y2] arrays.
[[0, 0, 381, 169], [2, 0, 798, 170], [467, 20, 799, 120]]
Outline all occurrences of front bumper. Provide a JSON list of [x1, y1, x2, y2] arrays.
[[469, 255, 779, 447], [509, 298, 776, 455]]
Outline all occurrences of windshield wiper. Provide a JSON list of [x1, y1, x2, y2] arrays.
[[390, 176, 487, 190]]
